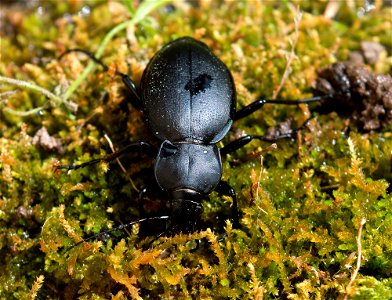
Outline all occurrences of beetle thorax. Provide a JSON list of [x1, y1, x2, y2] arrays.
[[154, 141, 222, 195]]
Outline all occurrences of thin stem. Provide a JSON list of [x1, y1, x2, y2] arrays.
[[2, 106, 44, 117], [271, 6, 303, 99], [344, 218, 366, 300], [103, 134, 140, 192], [0, 75, 77, 113]]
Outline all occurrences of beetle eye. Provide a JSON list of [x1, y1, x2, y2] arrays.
[[160, 141, 178, 158]]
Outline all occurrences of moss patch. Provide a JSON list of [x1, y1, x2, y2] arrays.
[[1, 1, 391, 299]]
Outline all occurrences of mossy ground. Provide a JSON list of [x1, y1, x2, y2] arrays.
[[1, 1, 391, 299]]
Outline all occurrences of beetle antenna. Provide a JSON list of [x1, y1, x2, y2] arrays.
[[64, 215, 170, 253]]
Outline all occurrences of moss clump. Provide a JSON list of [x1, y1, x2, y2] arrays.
[[1, 1, 391, 299]]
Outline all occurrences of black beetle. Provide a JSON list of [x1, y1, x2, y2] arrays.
[[57, 37, 329, 237]]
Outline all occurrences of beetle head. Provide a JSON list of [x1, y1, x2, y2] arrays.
[[165, 189, 204, 232]]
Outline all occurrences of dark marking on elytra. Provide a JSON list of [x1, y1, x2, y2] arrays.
[[185, 74, 213, 96]]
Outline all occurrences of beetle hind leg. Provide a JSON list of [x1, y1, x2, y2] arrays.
[[234, 95, 332, 121], [58, 48, 143, 111], [220, 117, 314, 156]]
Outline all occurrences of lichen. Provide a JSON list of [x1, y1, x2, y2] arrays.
[[1, 1, 391, 299]]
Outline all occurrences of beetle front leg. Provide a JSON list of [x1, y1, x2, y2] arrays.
[[55, 141, 156, 171], [138, 182, 166, 212], [215, 180, 239, 227]]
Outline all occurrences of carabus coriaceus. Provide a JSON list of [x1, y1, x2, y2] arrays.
[[57, 36, 331, 239]]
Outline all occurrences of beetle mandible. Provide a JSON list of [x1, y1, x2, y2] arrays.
[[57, 37, 329, 235]]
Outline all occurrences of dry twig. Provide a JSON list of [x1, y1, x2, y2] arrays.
[[343, 218, 366, 300]]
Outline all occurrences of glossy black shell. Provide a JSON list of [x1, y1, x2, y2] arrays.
[[141, 37, 236, 143], [154, 142, 222, 194]]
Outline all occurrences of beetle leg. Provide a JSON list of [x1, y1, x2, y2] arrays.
[[59, 48, 143, 111], [63, 215, 170, 254], [55, 141, 156, 171], [120, 74, 143, 111], [220, 117, 313, 156], [234, 94, 332, 121], [59, 48, 108, 68], [138, 183, 165, 211], [220, 134, 288, 156], [215, 180, 239, 227]]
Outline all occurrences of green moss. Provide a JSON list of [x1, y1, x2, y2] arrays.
[[1, 1, 391, 299]]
